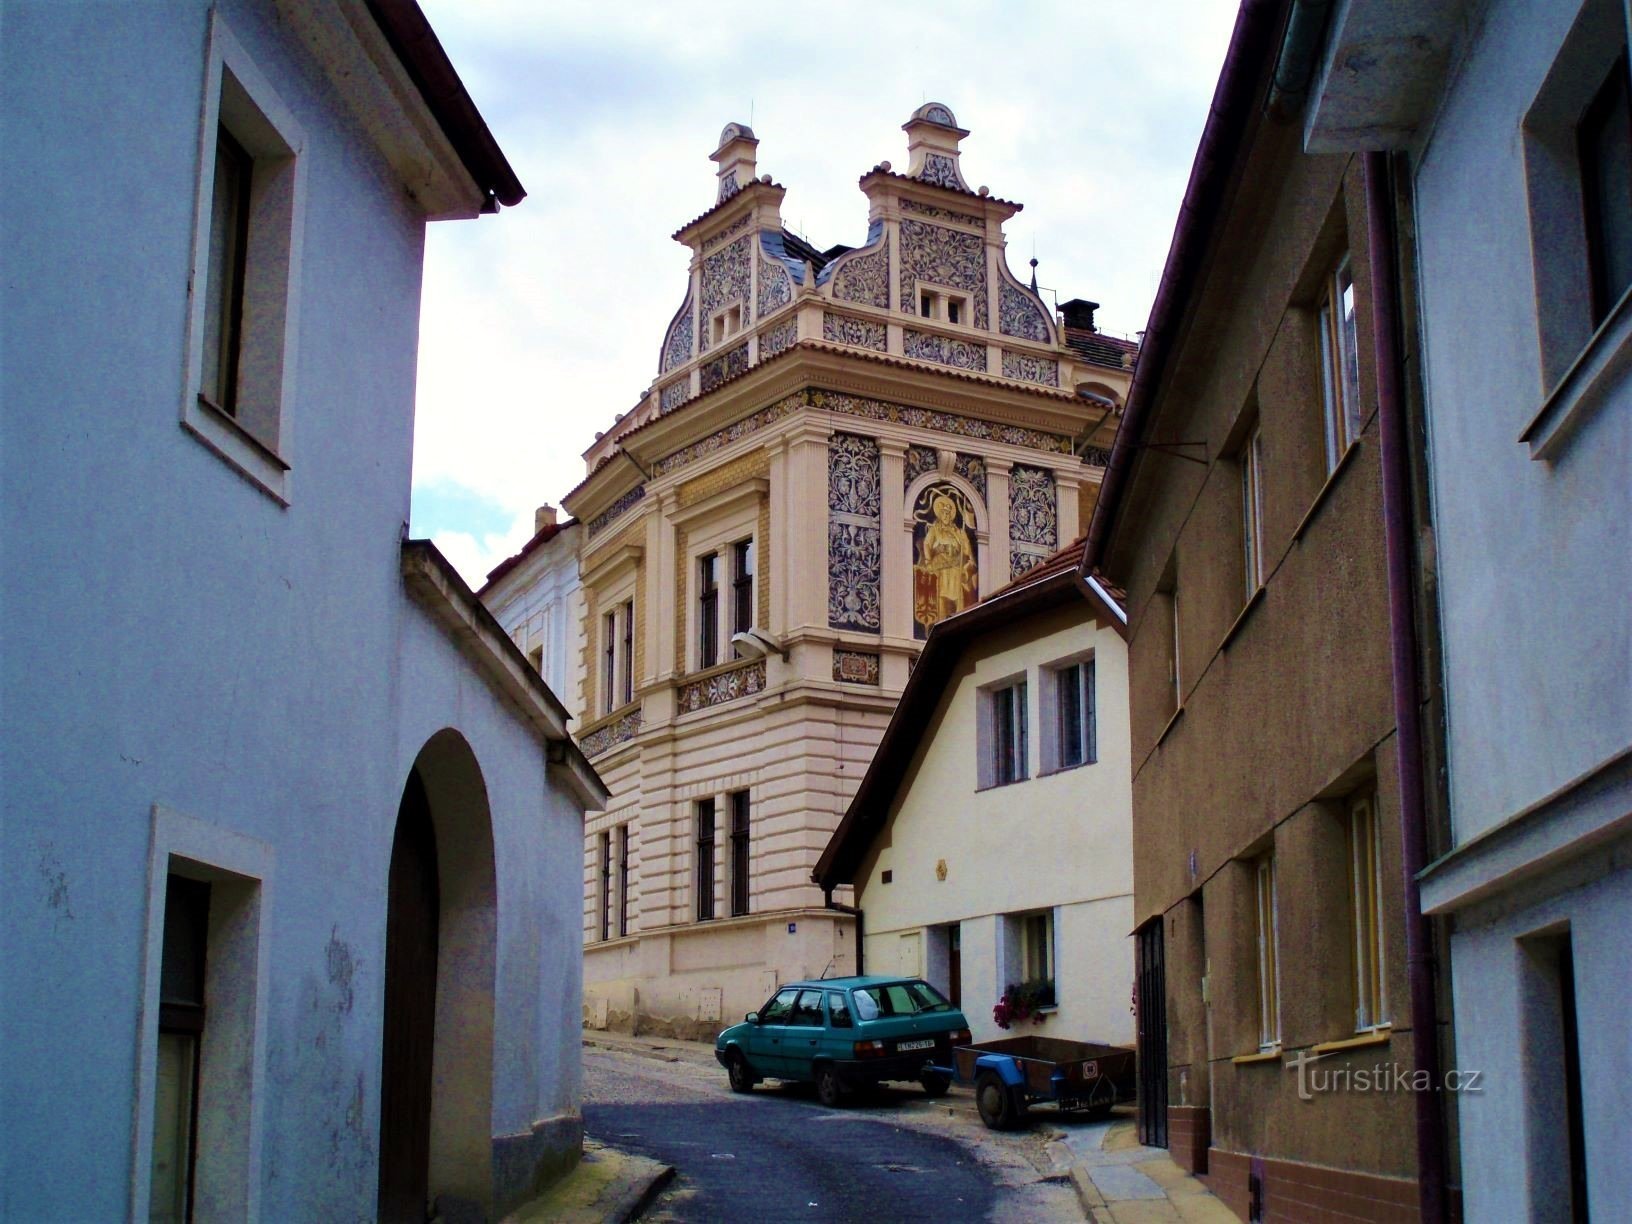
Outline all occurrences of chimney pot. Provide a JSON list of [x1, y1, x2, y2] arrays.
[[535, 504, 558, 533]]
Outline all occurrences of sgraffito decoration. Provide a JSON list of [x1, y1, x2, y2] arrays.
[[999, 281, 1053, 342], [700, 343, 749, 393], [832, 649, 881, 685], [759, 318, 798, 358], [581, 710, 641, 758], [831, 238, 891, 309], [828, 433, 882, 632], [954, 453, 987, 500], [912, 481, 980, 638], [677, 658, 765, 714], [661, 297, 694, 372], [822, 312, 887, 350], [899, 220, 987, 329], [1001, 350, 1060, 386], [901, 198, 984, 229], [700, 235, 753, 353], [904, 446, 938, 489], [660, 379, 691, 414], [904, 329, 988, 371], [918, 152, 969, 192], [717, 170, 740, 202], [758, 250, 793, 317], [588, 485, 647, 540], [1008, 465, 1058, 579]]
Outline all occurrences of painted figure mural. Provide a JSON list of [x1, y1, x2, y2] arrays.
[[912, 483, 979, 637]]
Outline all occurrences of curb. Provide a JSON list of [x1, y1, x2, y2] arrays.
[[612, 1162, 676, 1223]]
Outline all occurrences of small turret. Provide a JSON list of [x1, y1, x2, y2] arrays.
[[711, 122, 758, 203], [902, 103, 971, 192]]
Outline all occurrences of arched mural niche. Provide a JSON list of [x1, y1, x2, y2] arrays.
[[910, 480, 981, 638]]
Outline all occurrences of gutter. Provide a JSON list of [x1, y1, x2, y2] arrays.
[[1080, 0, 1283, 575], [1364, 151, 1448, 1224]]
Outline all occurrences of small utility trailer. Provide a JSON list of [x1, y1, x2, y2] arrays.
[[932, 1035, 1136, 1130]]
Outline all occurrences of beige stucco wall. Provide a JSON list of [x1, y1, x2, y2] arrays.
[[855, 604, 1134, 1045]]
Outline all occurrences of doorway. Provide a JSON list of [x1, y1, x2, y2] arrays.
[[1136, 918, 1168, 1148]]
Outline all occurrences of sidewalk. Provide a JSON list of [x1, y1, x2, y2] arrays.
[[501, 1138, 673, 1224], [1049, 1116, 1237, 1224]]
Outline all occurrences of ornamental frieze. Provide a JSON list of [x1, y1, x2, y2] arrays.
[[677, 657, 766, 714], [822, 311, 887, 350], [828, 432, 882, 632], [832, 649, 881, 686], [901, 198, 984, 229], [999, 282, 1052, 343], [1008, 464, 1058, 579], [660, 379, 690, 414], [580, 709, 642, 758], [759, 318, 798, 358], [587, 485, 647, 540], [899, 220, 988, 328], [904, 329, 988, 371], [758, 250, 793, 317], [830, 238, 890, 309], [700, 342, 749, 393], [1001, 349, 1060, 386]]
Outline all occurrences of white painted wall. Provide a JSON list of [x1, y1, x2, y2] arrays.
[[856, 606, 1135, 1045], [0, 3, 584, 1218]]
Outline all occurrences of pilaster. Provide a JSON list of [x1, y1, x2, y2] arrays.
[[987, 458, 1013, 585], [878, 438, 909, 638]]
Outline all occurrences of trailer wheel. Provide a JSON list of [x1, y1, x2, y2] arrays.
[[975, 1070, 1024, 1130], [920, 1070, 951, 1098]]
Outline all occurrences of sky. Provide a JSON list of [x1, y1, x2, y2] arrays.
[[409, 1, 1241, 587]]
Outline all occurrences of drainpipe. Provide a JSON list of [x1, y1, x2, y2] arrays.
[[1364, 150, 1447, 1224], [823, 888, 864, 976]]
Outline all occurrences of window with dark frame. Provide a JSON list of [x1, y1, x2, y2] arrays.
[[729, 790, 751, 917], [152, 874, 211, 1224], [1348, 792, 1386, 1032], [698, 553, 719, 670], [696, 799, 716, 921], [602, 610, 617, 716], [730, 540, 755, 658], [1255, 853, 1280, 1050], [1057, 660, 1096, 769], [616, 823, 630, 938], [1580, 52, 1632, 327], [598, 829, 611, 941], [992, 680, 1028, 786], [201, 125, 252, 418], [1318, 254, 1362, 471], [620, 599, 634, 707]]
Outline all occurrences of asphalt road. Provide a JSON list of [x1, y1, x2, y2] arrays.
[[583, 1040, 1082, 1223]]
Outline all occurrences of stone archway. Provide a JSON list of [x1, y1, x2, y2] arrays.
[[378, 729, 497, 1222]]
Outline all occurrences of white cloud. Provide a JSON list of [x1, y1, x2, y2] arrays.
[[412, 1, 1240, 585]]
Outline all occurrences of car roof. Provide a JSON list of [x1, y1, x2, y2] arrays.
[[780, 975, 922, 990]]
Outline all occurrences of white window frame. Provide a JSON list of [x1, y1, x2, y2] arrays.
[[1255, 853, 1281, 1051], [1318, 254, 1361, 473], [1348, 792, 1387, 1032], [1241, 422, 1266, 596], [978, 675, 1029, 789], [1040, 654, 1096, 774], [181, 14, 306, 504]]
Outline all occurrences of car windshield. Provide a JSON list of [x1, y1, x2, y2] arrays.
[[851, 980, 954, 1019]]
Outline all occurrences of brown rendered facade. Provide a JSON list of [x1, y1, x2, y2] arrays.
[[1087, 2, 1452, 1220]]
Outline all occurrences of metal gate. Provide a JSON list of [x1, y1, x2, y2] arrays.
[[1136, 918, 1168, 1148]]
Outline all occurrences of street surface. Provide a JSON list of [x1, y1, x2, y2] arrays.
[[583, 1036, 1084, 1222]]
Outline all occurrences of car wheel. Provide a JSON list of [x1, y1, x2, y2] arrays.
[[975, 1070, 1023, 1130], [920, 1070, 951, 1098], [815, 1064, 847, 1108], [726, 1050, 755, 1094]]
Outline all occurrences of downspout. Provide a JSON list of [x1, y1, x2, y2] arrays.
[[1364, 151, 1447, 1224], [823, 888, 864, 977]]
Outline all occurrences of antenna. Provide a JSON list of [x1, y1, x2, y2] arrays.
[[819, 957, 837, 979]]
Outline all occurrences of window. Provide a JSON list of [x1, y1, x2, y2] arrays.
[[711, 303, 743, 345], [620, 599, 634, 706], [1580, 54, 1632, 326], [1022, 910, 1055, 986], [696, 799, 716, 921], [601, 610, 617, 716], [761, 987, 798, 1023], [730, 540, 755, 657], [828, 992, 853, 1028], [729, 790, 751, 917], [181, 23, 305, 501], [981, 679, 1028, 787], [601, 600, 634, 713], [1051, 660, 1096, 771], [916, 286, 971, 324], [1255, 854, 1280, 1050], [697, 553, 720, 670], [616, 823, 630, 938], [152, 875, 210, 1222], [1317, 255, 1362, 471], [1241, 422, 1265, 596], [789, 989, 825, 1027], [1347, 793, 1386, 1031], [527, 644, 544, 677], [598, 830, 611, 941]]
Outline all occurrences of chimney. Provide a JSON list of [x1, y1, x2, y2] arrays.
[[711, 123, 758, 203], [902, 103, 972, 191], [1060, 298, 1100, 334], [534, 504, 558, 533]]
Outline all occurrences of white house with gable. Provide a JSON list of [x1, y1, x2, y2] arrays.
[[0, 3, 606, 1221]]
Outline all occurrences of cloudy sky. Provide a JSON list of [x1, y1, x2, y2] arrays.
[[409, 1, 1240, 586]]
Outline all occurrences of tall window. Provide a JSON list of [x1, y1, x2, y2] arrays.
[[1022, 910, 1055, 984], [1580, 53, 1632, 326], [696, 799, 716, 921], [1318, 254, 1362, 471], [152, 875, 210, 1223], [620, 599, 634, 706], [1255, 854, 1280, 1050], [1054, 660, 1096, 770], [616, 824, 630, 938], [601, 610, 618, 715], [697, 554, 720, 670], [730, 540, 755, 657], [729, 790, 751, 917], [598, 830, 611, 941], [1348, 793, 1386, 1031], [988, 680, 1028, 786], [1241, 423, 1265, 596], [201, 126, 251, 417]]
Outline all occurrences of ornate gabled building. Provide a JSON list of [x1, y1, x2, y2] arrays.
[[487, 106, 1136, 1036]]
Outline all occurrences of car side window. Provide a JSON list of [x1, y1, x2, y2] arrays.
[[828, 993, 853, 1028], [761, 988, 799, 1023], [853, 988, 881, 1020], [789, 988, 825, 1027]]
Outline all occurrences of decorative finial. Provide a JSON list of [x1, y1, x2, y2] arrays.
[[1029, 257, 1039, 294]]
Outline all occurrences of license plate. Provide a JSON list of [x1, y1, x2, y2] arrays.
[[898, 1039, 935, 1051]]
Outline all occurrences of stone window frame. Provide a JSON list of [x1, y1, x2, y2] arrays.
[[673, 483, 763, 675]]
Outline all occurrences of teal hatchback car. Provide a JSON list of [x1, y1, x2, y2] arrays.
[[715, 975, 971, 1107]]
